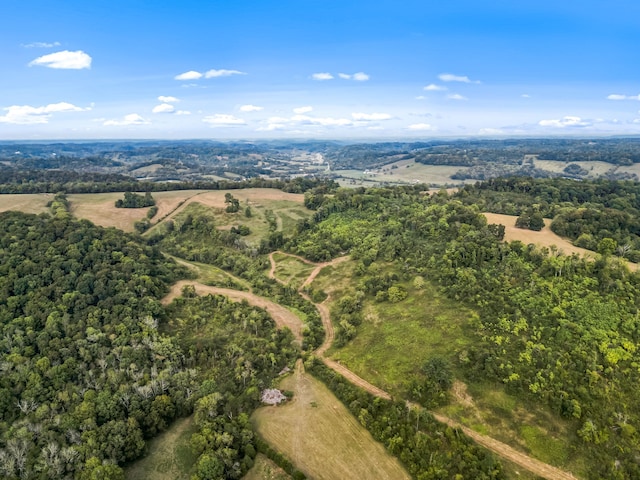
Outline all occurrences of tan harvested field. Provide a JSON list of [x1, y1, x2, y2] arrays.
[[0, 193, 52, 214], [484, 212, 596, 258], [67, 192, 148, 232], [252, 361, 411, 480], [63, 188, 305, 233], [485, 212, 638, 271]]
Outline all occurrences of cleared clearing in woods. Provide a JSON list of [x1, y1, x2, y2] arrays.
[[251, 361, 411, 480]]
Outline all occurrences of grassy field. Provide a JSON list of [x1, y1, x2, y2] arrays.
[[438, 382, 584, 477], [251, 362, 411, 480], [67, 192, 150, 232], [484, 212, 638, 272], [125, 417, 198, 480], [0, 193, 53, 215], [167, 254, 251, 290], [272, 253, 316, 289], [146, 189, 308, 243], [242, 454, 291, 480], [309, 261, 584, 476], [334, 160, 473, 187], [329, 277, 476, 395], [63, 188, 307, 236]]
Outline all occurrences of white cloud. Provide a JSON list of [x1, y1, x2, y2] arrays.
[[521, 94, 530, 98], [311, 72, 334, 81], [29, 50, 91, 69], [176, 110, 191, 115], [202, 114, 246, 126], [438, 73, 479, 83], [256, 123, 286, 132], [478, 128, 505, 135], [103, 114, 150, 126], [415, 95, 426, 100], [0, 102, 89, 124], [158, 96, 179, 103], [351, 112, 392, 121], [407, 123, 434, 131], [424, 84, 446, 91], [338, 72, 369, 81], [239, 104, 263, 112], [607, 94, 640, 101], [260, 113, 354, 130], [175, 70, 203, 80], [23, 41, 60, 48], [204, 69, 246, 78], [291, 114, 352, 126], [293, 106, 313, 114], [152, 103, 175, 114], [447, 94, 468, 101], [538, 116, 591, 128]]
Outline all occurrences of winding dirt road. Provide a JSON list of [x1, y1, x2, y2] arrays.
[[164, 252, 579, 480]]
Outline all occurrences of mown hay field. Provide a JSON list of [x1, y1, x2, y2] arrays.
[[252, 362, 410, 480]]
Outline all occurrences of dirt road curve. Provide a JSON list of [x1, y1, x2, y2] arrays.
[[162, 280, 303, 345]]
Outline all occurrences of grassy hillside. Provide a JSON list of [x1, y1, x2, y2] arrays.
[[252, 362, 411, 480]]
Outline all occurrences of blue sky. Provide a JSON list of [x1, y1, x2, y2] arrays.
[[1, 0, 640, 139]]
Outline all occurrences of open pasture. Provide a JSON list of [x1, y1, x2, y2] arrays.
[[0, 193, 52, 215], [251, 362, 410, 480]]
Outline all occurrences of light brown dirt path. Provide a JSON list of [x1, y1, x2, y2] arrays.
[[161, 280, 303, 345], [432, 413, 578, 480], [301, 255, 350, 289]]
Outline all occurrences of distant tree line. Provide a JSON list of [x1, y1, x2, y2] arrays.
[[0, 172, 338, 194]]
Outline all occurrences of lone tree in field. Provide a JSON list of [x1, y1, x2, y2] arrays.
[[225, 193, 240, 213]]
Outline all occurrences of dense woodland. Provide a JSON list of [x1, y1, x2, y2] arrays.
[[0, 202, 295, 479]]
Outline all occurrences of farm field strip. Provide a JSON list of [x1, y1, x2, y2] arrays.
[[484, 212, 637, 271]]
